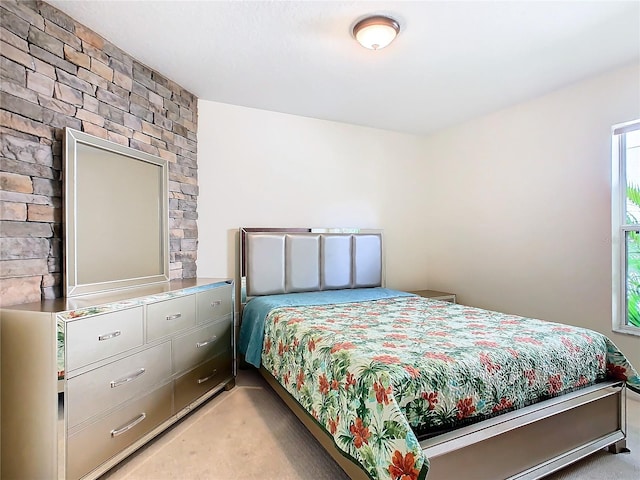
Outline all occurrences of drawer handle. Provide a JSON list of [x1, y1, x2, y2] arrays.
[[197, 369, 218, 384], [110, 412, 146, 437], [110, 368, 146, 388], [98, 330, 121, 341], [166, 313, 182, 321], [211, 300, 222, 307], [196, 336, 218, 348]]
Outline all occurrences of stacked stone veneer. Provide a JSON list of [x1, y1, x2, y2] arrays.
[[0, 1, 199, 306]]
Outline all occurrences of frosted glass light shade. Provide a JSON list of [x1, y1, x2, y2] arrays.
[[353, 16, 400, 50]]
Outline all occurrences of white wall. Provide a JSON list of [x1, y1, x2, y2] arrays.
[[196, 101, 430, 291], [196, 64, 639, 368], [423, 63, 640, 367]]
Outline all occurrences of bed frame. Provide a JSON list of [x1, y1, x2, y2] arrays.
[[239, 228, 628, 480]]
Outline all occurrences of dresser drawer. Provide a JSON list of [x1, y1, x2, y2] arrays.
[[65, 307, 144, 372], [174, 351, 232, 413], [67, 382, 172, 480], [196, 284, 232, 324], [146, 294, 196, 342], [67, 341, 172, 429], [172, 316, 232, 375]]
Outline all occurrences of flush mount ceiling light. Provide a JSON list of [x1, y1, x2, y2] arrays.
[[353, 15, 400, 50]]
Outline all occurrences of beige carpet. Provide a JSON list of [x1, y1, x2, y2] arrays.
[[102, 370, 640, 480]]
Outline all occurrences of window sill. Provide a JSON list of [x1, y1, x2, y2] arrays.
[[613, 325, 640, 337]]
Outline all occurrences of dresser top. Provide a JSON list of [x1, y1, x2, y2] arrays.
[[2, 278, 232, 314]]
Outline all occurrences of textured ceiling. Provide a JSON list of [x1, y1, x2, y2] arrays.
[[47, 1, 640, 136]]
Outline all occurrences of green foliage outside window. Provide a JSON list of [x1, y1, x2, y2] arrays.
[[626, 184, 640, 328]]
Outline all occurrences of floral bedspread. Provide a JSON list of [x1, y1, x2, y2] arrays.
[[259, 295, 640, 480]]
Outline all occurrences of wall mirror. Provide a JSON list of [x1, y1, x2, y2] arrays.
[[64, 128, 170, 297]]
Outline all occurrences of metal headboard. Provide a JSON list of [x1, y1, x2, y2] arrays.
[[240, 228, 383, 299]]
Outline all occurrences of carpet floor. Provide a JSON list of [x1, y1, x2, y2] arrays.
[[101, 369, 640, 480]]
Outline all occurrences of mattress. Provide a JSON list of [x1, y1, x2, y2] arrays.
[[239, 288, 640, 480]]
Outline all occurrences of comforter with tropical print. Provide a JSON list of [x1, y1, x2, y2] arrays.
[[249, 291, 639, 480]]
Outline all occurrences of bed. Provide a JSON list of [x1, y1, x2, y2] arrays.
[[237, 228, 639, 480]]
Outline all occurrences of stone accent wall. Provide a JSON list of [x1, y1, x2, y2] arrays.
[[0, 1, 199, 306]]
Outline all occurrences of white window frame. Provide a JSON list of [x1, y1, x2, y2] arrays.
[[612, 118, 640, 336]]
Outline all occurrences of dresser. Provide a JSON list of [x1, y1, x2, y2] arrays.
[[1, 278, 234, 480]]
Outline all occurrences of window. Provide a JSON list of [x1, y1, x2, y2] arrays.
[[612, 119, 640, 335]]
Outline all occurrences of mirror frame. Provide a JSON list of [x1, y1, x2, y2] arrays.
[[64, 128, 170, 297]]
